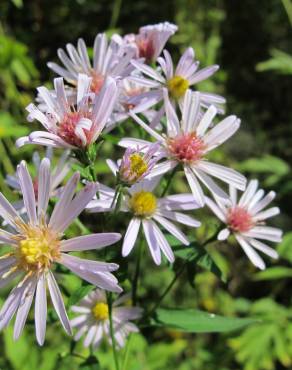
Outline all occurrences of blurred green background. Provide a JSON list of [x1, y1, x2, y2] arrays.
[[0, 0, 292, 369]]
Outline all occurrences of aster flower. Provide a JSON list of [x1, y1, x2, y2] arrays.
[[16, 74, 117, 149], [129, 47, 225, 112], [87, 172, 201, 265], [106, 78, 158, 131], [47, 33, 135, 94], [117, 144, 161, 186], [0, 159, 122, 345], [71, 289, 142, 349], [5, 149, 71, 212], [114, 22, 178, 63], [119, 89, 246, 207], [206, 180, 282, 269]]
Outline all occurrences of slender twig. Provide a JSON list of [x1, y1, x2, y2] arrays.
[[160, 168, 177, 197], [147, 262, 186, 316], [107, 292, 120, 370]]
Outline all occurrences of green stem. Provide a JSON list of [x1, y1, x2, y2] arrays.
[[132, 241, 143, 305], [121, 334, 132, 370], [160, 168, 177, 197], [148, 262, 186, 316], [148, 230, 219, 316], [107, 292, 120, 370], [109, 0, 122, 28]]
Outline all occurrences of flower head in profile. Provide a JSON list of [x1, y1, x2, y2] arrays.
[[120, 89, 246, 207], [206, 180, 282, 269], [47, 33, 134, 94], [87, 172, 201, 265], [118, 144, 161, 186], [71, 289, 142, 349], [5, 149, 71, 211], [16, 74, 117, 149], [129, 47, 225, 112], [0, 159, 121, 345], [106, 78, 157, 131], [119, 22, 177, 63]]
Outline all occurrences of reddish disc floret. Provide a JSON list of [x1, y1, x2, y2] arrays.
[[168, 132, 205, 163], [58, 111, 92, 147], [227, 206, 254, 233]]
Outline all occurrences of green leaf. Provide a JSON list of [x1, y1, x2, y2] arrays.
[[277, 232, 292, 263], [238, 155, 290, 177], [254, 266, 292, 280], [173, 242, 226, 282], [68, 285, 94, 306], [153, 308, 258, 333]]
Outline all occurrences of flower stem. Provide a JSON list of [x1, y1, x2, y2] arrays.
[[107, 292, 120, 370], [148, 230, 219, 315], [132, 241, 143, 305], [121, 334, 132, 370], [148, 262, 186, 316], [160, 167, 177, 197]]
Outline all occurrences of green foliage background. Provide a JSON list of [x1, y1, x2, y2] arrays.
[[0, 0, 291, 369]]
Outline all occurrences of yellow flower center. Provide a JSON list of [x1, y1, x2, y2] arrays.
[[129, 191, 157, 217], [16, 226, 60, 271], [92, 302, 109, 321], [167, 76, 189, 99], [129, 154, 148, 180]]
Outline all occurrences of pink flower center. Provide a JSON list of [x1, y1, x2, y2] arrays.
[[136, 37, 155, 62], [90, 71, 104, 94], [33, 178, 38, 199], [227, 206, 254, 233], [167, 133, 205, 162], [58, 111, 92, 147]]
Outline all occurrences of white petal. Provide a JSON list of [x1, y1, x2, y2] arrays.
[[196, 105, 217, 136], [205, 196, 227, 222], [197, 161, 246, 191], [14, 277, 37, 340], [49, 172, 80, 230], [184, 166, 205, 207], [192, 166, 229, 199], [142, 220, 161, 265], [47, 271, 72, 335], [122, 218, 141, 257], [35, 274, 47, 346], [37, 158, 51, 219], [151, 221, 175, 263], [235, 235, 265, 270], [17, 161, 37, 225], [254, 207, 280, 221], [248, 238, 279, 259], [60, 233, 121, 252], [238, 180, 259, 207], [218, 228, 230, 241], [157, 209, 201, 227], [153, 215, 189, 245]]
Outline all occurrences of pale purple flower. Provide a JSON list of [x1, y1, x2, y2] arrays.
[[71, 289, 142, 349], [16, 74, 117, 149], [119, 90, 246, 208], [5, 149, 71, 212], [206, 180, 282, 270], [47, 33, 135, 94], [114, 22, 178, 63], [0, 159, 122, 345], [117, 144, 161, 185], [106, 78, 158, 131], [87, 172, 201, 265], [129, 47, 225, 113]]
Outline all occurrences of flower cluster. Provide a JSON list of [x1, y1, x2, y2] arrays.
[[0, 22, 282, 351]]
